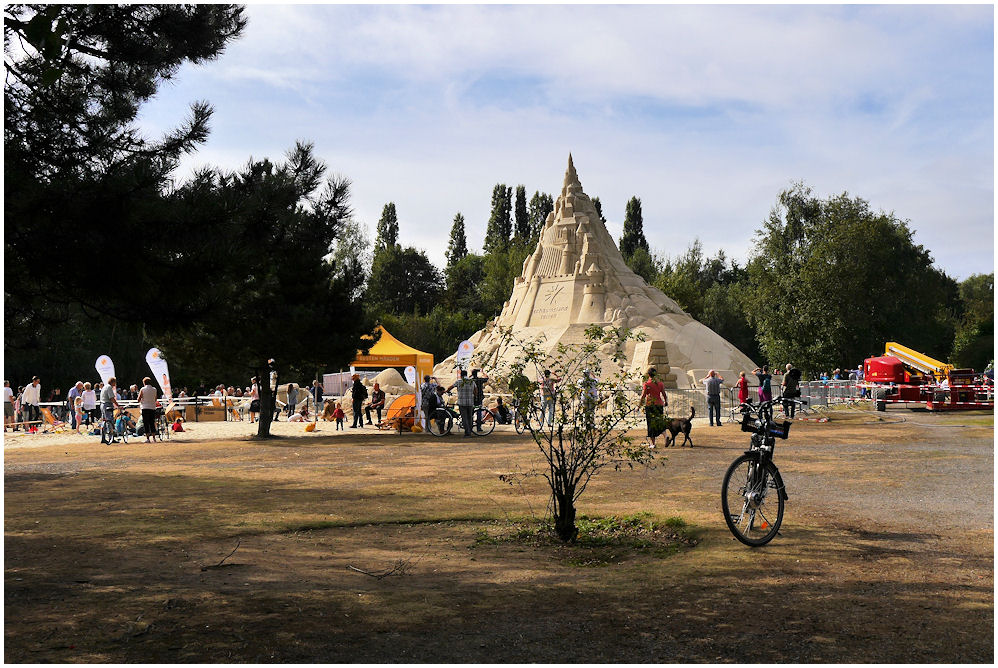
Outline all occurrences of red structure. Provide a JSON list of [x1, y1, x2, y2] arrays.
[[864, 351, 993, 411]]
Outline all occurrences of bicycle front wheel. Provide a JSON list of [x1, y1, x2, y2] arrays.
[[427, 408, 453, 437], [119, 428, 128, 444], [472, 407, 496, 436], [721, 453, 784, 546]]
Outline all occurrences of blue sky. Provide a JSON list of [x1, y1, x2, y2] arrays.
[[137, 4, 994, 280]]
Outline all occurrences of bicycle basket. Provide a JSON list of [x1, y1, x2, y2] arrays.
[[740, 414, 760, 433], [766, 420, 792, 439]]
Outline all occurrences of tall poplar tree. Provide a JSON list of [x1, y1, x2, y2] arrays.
[[513, 185, 529, 243], [446, 212, 469, 267], [374, 202, 399, 255], [619, 196, 649, 259], [591, 196, 607, 224], [483, 183, 512, 253]]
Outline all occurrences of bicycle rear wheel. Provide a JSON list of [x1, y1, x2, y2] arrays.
[[426, 408, 453, 436], [472, 407, 496, 436], [513, 409, 527, 434], [721, 453, 784, 546]]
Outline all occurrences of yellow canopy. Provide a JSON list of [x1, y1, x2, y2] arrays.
[[353, 326, 434, 382]]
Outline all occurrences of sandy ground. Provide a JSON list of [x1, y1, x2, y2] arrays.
[[5, 406, 993, 662]]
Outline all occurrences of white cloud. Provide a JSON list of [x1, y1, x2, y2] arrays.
[[138, 4, 993, 279]]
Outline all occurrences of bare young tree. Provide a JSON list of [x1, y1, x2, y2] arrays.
[[486, 325, 653, 542]]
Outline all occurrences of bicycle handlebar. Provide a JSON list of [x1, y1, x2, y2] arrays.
[[739, 396, 808, 413]]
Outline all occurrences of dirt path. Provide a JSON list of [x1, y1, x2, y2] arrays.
[[4, 408, 993, 662]]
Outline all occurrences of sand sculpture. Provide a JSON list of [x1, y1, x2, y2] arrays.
[[434, 155, 757, 389]]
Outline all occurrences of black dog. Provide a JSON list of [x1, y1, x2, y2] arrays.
[[665, 406, 695, 447]]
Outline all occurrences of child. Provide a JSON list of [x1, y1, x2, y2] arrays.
[[74, 395, 85, 434], [289, 406, 307, 423], [172, 418, 185, 433], [116, 411, 136, 436], [333, 402, 345, 430]]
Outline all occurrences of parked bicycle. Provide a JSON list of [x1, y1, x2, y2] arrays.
[[426, 399, 497, 437], [154, 407, 172, 441], [721, 396, 804, 546], [512, 398, 542, 435], [100, 409, 129, 445]]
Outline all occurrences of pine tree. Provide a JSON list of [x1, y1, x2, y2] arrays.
[[483, 184, 512, 254], [374, 202, 399, 255], [619, 196, 649, 259], [527, 191, 554, 243], [513, 185, 529, 243], [446, 212, 469, 267]]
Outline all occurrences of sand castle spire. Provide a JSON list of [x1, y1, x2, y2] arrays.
[[564, 153, 580, 189]]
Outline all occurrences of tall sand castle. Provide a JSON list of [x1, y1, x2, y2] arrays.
[[436, 155, 757, 387]]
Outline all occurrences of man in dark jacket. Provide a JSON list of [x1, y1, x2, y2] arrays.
[[351, 376, 368, 428]]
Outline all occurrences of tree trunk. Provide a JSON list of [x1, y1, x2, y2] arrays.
[[553, 488, 577, 543], [256, 366, 275, 438]]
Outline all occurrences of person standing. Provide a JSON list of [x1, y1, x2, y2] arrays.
[[286, 383, 299, 418], [736, 371, 749, 406], [350, 375, 368, 428], [420, 375, 438, 430], [700, 370, 725, 427], [365, 382, 385, 425], [578, 369, 599, 428], [66, 381, 84, 430], [249, 377, 260, 423], [311, 380, 322, 421], [21, 376, 41, 429], [137, 377, 160, 443], [781, 363, 802, 418], [100, 377, 120, 444], [3, 380, 14, 431], [13, 385, 24, 431], [82, 382, 98, 426], [447, 370, 477, 437], [540, 369, 560, 428], [638, 367, 667, 448], [754, 366, 773, 403]]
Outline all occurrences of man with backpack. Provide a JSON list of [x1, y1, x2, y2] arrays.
[[781, 363, 802, 418], [420, 375, 438, 431]]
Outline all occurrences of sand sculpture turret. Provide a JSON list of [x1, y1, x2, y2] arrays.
[[435, 155, 757, 388]]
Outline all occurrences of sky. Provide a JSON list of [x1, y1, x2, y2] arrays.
[[136, 3, 995, 280]]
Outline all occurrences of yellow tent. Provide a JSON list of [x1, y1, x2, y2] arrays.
[[353, 326, 434, 382]]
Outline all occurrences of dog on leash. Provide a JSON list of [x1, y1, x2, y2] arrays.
[[664, 406, 696, 447]]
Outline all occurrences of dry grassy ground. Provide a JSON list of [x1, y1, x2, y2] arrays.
[[4, 407, 993, 662]]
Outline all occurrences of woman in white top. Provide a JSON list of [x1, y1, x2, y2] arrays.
[[137, 377, 159, 443], [249, 377, 260, 423], [81, 382, 98, 425]]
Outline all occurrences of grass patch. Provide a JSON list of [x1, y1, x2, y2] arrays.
[[472, 512, 699, 566]]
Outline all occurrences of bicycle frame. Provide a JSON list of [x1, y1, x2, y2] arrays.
[[739, 400, 790, 501]]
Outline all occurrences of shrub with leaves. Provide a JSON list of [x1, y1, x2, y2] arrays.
[[486, 325, 653, 542]]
